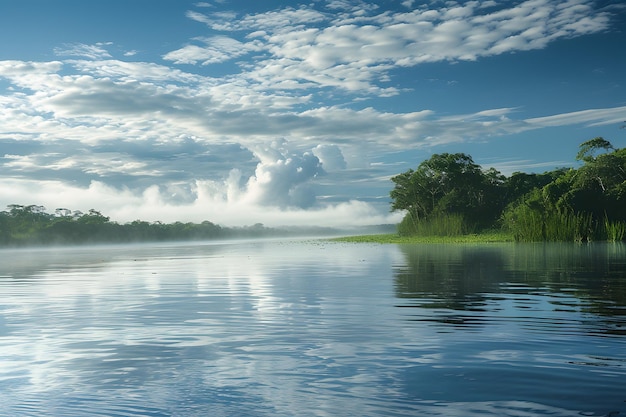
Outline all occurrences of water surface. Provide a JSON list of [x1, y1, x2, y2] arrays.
[[0, 240, 625, 416]]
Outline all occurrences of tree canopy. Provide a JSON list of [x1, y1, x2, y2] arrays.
[[390, 152, 506, 231], [0, 206, 335, 247], [390, 138, 626, 241]]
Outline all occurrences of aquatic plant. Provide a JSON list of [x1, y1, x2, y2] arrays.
[[604, 215, 626, 242], [503, 203, 598, 242], [398, 212, 471, 237]]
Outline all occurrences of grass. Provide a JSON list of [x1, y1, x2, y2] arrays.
[[605, 217, 626, 242], [503, 206, 602, 242], [330, 231, 515, 244], [397, 212, 470, 237]]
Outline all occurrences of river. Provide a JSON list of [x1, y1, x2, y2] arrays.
[[0, 239, 624, 416]]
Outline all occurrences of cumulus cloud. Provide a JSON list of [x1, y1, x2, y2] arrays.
[[242, 142, 324, 208], [0, 176, 402, 227], [312, 144, 347, 171]]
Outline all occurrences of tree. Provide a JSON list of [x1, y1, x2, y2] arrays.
[[505, 169, 567, 204], [389, 169, 414, 211], [0, 210, 10, 244], [78, 209, 110, 224], [576, 137, 614, 162], [570, 141, 626, 220], [501, 138, 626, 241], [4, 204, 50, 241], [390, 153, 505, 231], [55, 208, 72, 217]]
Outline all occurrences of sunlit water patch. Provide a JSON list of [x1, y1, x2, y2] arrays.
[[0, 240, 625, 416]]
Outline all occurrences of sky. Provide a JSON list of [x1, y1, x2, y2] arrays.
[[1, 0, 625, 227]]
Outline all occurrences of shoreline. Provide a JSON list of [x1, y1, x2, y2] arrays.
[[329, 232, 515, 244]]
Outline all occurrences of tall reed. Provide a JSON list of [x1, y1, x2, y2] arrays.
[[505, 206, 543, 242], [397, 212, 419, 236], [604, 216, 626, 242], [544, 211, 594, 242], [504, 205, 596, 242], [399, 213, 471, 237]]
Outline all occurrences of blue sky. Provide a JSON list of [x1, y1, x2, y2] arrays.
[[1, 0, 625, 227]]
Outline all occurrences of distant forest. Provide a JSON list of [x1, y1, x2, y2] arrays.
[[0, 206, 340, 247], [390, 137, 626, 241]]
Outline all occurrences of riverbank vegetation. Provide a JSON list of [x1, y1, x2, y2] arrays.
[[389, 138, 626, 242], [0, 206, 339, 247]]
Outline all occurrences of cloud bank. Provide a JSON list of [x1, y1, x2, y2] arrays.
[[0, 0, 624, 226]]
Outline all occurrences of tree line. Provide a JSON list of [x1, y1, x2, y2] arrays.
[[390, 137, 626, 241], [0, 205, 333, 246]]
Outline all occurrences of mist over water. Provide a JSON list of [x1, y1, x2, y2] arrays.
[[0, 240, 625, 416]]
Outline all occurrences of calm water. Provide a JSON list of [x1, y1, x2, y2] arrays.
[[0, 239, 625, 417]]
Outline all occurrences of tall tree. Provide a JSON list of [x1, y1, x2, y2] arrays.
[[390, 153, 505, 229], [576, 137, 614, 162]]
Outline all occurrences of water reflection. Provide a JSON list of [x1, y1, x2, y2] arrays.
[[395, 244, 505, 309], [394, 243, 626, 334], [0, 240, 625, 416], [0, 241, 413, 417], [393, 242, 626, 416]]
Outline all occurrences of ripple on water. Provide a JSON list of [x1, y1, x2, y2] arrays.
[[0, 241, 625, 417]]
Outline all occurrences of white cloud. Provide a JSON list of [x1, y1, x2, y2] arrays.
[[54, 43, 113, 60], [486, 159, 574, 176], [228, 7, 327, 32], [0, 177, 401, 227], [312, 144, 347, 171], [1, 55, 624, 151], [1, 57, 533, 150], [70, 59, 203, 85], [167, 0, 610, 94], [525, 106, 626, 127], [0, 60, 64, 78], [243, 152, 322, 208], [163, 36, 263, 65]]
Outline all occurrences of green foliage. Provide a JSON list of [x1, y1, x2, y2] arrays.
[[501, 199, 545, 242], [501, 139, 625, 241], [487, 204, 600, 243], [576, 137, 614, 162], [390, 137, 626, 242], [390, 152, 507, 233], [0, 205, 308, 247], [398, 212, 470, 237], [604, 216, 626, 242], [0, 205, 342, 247], [396, 212, 418, 236], [505, 170, 566, 204]]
